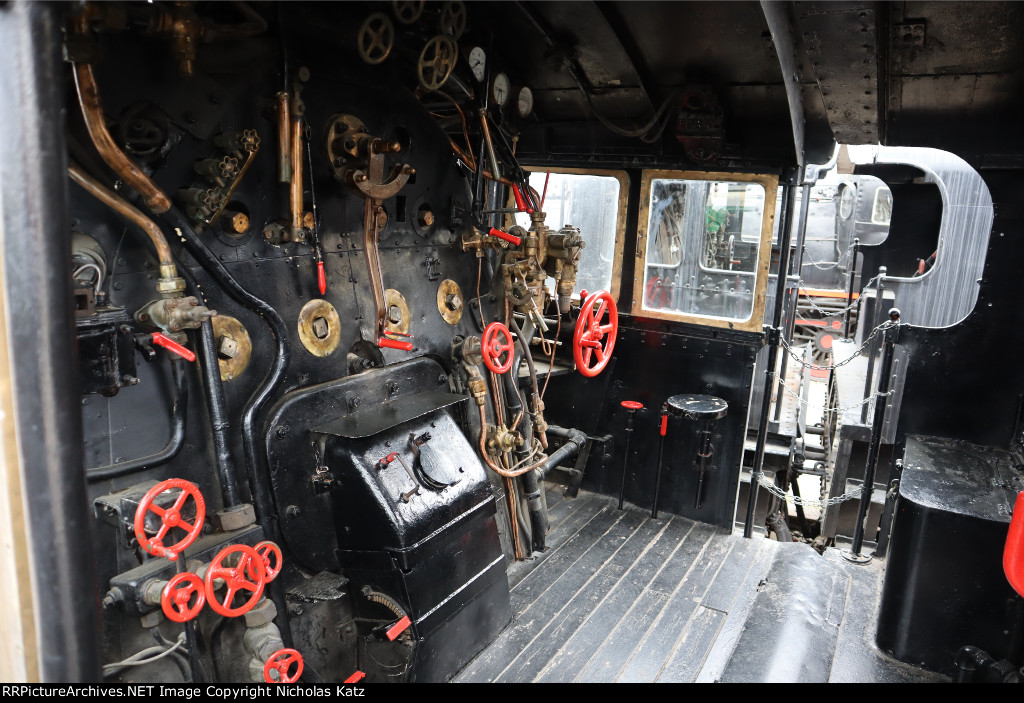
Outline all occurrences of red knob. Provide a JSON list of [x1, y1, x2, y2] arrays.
[[317, 260, 327, 295], [621, 401, 644, 411], [482, 322, 515, 374], [152, 333, 196, 362], [252, 541, 283, 583], [573, 290, 618, 378], [263, 648, 304, 683], [487, 227, 522, 246], [512, 185, 533, 214], [133, 479, 206, 561], [204, 543, 266, 617], [379, 336, 414, 351], [161, 572, 206, 623]]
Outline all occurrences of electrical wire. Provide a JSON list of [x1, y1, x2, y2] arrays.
[[102, 633, 187, 676], [72, 263, 104, 296]]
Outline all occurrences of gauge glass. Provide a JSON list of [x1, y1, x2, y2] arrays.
[[492, 73, 510, 106], [468, 46, 486, 83]]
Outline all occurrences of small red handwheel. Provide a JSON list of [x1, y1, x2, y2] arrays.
[[573, 290, 618, 378], [482, 322, 515, 374], [161, 572, 206, 623], [252, 541, 283, 583], [204, 544, 266, 617], [263, 648, 304, 683], [134, 479, 206, 561]]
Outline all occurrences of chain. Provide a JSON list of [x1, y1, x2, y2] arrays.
[[800, 240, 854, 272], [772, 369, 893, 417], [796, 274, 880, 319], [754, 470, 862, 508], [779, 319, 899, 372]]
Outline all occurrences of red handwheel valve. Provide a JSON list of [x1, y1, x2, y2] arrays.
[[204, 543, 266, 617], [161, 572, 206, 623], [263, 648, 304, 683], [133, 479, 206, 561], [253, 541, 283, 583], [573, 290, 618, 378], [482, 322, 515, 374]]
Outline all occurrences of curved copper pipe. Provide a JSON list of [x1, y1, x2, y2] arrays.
[[68, 162, 177, 273], [72, 62, 172, 214], [477, 405, 546, 478]]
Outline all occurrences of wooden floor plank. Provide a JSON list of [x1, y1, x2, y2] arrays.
[[657, 606, 726, 682], [613, 532, 734, 682], [533, 516, 696, 682], [457, 508, 644, 682]]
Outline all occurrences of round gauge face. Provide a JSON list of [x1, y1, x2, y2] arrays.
[[516, 86, 533, 117], [492, 73, 510, 107], [468, 46, 486, 83]]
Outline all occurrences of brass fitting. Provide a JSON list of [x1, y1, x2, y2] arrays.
[[156, 267, 187, 298], [488, 424, 523, 454], [468, 377, 488, 406], [138, 296, 217, 333]]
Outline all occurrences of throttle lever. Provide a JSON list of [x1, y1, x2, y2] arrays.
[[151, 333, 196, 362]]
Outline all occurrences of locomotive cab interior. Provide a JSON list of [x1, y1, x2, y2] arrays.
[[0, 0, 1022, 685]]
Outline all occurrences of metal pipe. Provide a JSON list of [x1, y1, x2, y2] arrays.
[[652, 410, 668, 518], [86, 359, 187, 481], [861, 267, 887, 423], [848, 308, 900, 558], [539, 425, 587, 478], [72, 62, 172, 214], [772, 184, 811, 422], [618, 409, 638, 510], [276, 92, 291, 183], [743, 181, 797, 538], [67, 161, 176, 272], [477, 404, 545, 477], [844, 238, 860, 338], [289, 115, 304, 234], [196, 321, 241, 507]]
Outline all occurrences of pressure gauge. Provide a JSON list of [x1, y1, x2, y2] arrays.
[[468, 46, 486, 83], [491, 72, 510, 107], [515, 86, 534, 118]]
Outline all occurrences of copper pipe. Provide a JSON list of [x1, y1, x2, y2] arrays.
[[477, 405, 546, 478], [290, 116, 304, 232], [72, 62, 172, 214], [68, 162, 177, 275], [363, 199, 389, 338], [276, 92, 291, 183]]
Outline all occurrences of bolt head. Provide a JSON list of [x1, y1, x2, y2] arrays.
[[388, 305, 403, 324], [312, 316, 330, 339]]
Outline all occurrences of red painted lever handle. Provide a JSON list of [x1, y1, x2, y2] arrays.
[[344, 671, 366, 684], [379, 337, 414, 351], [317, 261, 326, 296], [512, 185, 534, 214], [152, 333, 196, 362], [660, 414, 668, 436], [487, 227, 522, 246]]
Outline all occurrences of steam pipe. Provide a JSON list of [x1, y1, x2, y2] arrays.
[[196, 321, 241, 507], [539, 425, 587, 478]]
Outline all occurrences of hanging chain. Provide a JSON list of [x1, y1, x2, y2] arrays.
[[772, 370, 893, 417], [779, 319, 899, 372], [796, 274, 880, 319], [800, 240, 854, 272], [755, 471, 862, 508]]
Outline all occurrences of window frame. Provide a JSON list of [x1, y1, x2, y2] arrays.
[[512, 166, 630, 303], [631, 169, 779, 332]]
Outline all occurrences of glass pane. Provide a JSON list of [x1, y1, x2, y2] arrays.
[[871, 185, 893, 224], [515, 172, 620, 295], [642, 178, 765, 322]]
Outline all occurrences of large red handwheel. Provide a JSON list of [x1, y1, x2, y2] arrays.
[[252, 541, 283, 583], [482, 322, 515, 374], [161, 572, 206, 623], [264, 648, 304, 683], [204, 544, 266, 617], [134, 479, 206, 561], [573, 290, 618, 378]]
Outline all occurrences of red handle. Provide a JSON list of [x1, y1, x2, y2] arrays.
[[487, 227, 522, 246], [316, 260, 327, 295], [152, 333, 196, 362], [263, 648, 304, 683], [133, 479, 206, 561], [379, 337, 414, 351], [344, 671, 366, 684], [161, 572, 206, 623], [204, 543, 266, 617], [512, 185, 533, 214], [380, 452, 399, 466], [572, 290, 618, 378], [660, 414, 668, 436], [482, 322, 515, 374], [386, 615, 412, 641]]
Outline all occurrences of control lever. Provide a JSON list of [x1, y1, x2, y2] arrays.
[[378, 451, 421, 503], [151, 332, 197, 362]]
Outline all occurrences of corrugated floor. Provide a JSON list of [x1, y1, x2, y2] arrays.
[[455, 484, 948, 683]]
